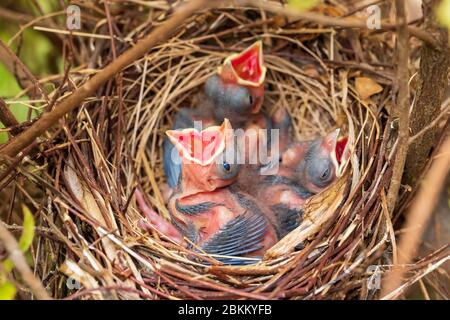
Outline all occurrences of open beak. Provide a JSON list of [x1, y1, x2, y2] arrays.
[[166, 119, 232, 166], [323, 129, 350, 178], [335, 136, 349, 165], [218, 41, 266, 87]]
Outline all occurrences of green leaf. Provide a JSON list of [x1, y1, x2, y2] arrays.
[[19, 205, 35, 252], [0, 63, 21, 96], [288, 0, 320, 12], [0, 281, 16, 300], [0, 63, 31, 144], [0, 102, 31, 144], [21, 29, 55, 76], [37, 0, 57, 14], [1, 206, 35, 273], [0, 10, 59, 144], [437, 0, 450, 29], [2, 260, 14, 274], [0, 99, 32, 144]]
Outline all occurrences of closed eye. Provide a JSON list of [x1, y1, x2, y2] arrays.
[[321, 168, 330, 180], [248, 94, 253, 106]]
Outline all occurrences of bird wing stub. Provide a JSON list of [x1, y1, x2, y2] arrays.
[[200, 211, 267, 265]]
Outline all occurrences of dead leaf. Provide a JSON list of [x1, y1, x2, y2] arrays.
[[355, 77, 383, 100], [303, 64, 320, 79]]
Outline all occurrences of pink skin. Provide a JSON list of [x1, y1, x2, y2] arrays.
[[166, 153, 279, 255], [160, 42, 267, 200], [135, 189, 183, 244], [169, 187, 277, 254], [166, 120, 278, 253], [139, 120, 237, 246], [160, 183, 173, 204]]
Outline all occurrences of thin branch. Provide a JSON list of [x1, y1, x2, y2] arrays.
[[0, 98, 21, 136], [381, 253, 449, 300], [1, 0, 209, 158], [233, 0, 441, 49], [343, 0, 386, 17], [381, 136, 450, 297], [0, 7, 33, 24], [0, 221, 52, 299], [386, 0, 410, 214], [0, 44, 31, 91], [0, 40, 50, 104]]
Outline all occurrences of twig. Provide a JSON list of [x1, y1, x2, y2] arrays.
[[32, 26, 132, 42], [232, 0, 441, 49], [7, 11, 65, 46], [0, 7, 33, 23], [0, 40, 50, 104], [381, 254, 450, 300], [63, 284, 155, 300], [0, 46, 30, 91], [104, 0, 126, 212], [0, 221, 52, 299], [45, 45, 72, 112], [1, 0, 209, 158], [381, 136, 450, 297], [386, 0, 410, 214], [343, 0, 386, 17], [0, 98, 21, 136]]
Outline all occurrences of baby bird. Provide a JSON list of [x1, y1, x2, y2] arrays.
[[145, 119, 278, 265], [164, 41, 268, 188], [215, 40, 266, 118], [281, 129, 349, 194], [237, 130, 350, 238]]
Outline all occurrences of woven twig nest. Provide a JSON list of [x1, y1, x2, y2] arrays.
[[41, 2, 398, 299]]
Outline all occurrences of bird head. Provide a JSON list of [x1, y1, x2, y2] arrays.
[[217, 41, 266, 113], [204, 75, 255, 127], [302, 129, 350, 193], [166, 119, 240, 195]]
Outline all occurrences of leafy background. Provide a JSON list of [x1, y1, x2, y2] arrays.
[[0, 0, 62, 143]]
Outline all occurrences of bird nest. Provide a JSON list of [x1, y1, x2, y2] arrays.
[[24, 2, 402, 299]]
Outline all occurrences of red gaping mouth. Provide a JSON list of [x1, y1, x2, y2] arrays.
[[218, 41, 266, 87], [322, 129, 350, 177], [335, 136, 349, 165], [166, 119, 232, 166]]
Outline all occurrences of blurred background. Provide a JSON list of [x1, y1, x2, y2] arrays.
[[0, 0, 63, 144]]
